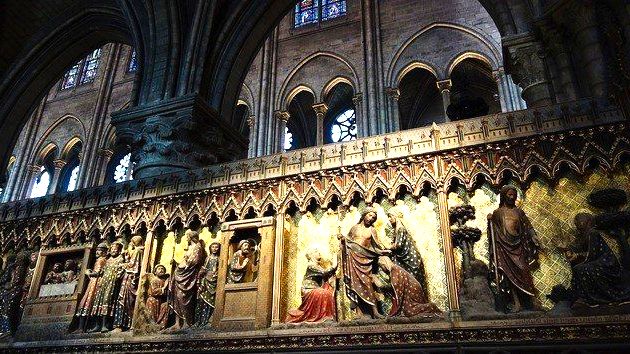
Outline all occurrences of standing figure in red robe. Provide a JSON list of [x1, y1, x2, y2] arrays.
[[488, 185, 540, 313], [286, 249, 337, 323], [340, 207, 391, 319]]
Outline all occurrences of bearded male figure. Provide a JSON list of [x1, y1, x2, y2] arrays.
[[167, 230, 206, 330], [340, 207, 390, 319], [487, 185, 540, 312]]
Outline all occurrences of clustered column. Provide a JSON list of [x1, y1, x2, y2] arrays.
[[493, 68, 527, 112], [312, 103, 328, 146]]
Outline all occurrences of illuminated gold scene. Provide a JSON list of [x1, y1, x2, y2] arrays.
[[0, 0, 629, 352]]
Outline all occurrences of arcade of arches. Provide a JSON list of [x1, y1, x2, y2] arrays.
[[0, 0, 629, 352]]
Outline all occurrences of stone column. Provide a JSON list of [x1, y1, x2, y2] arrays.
[[47, 159, 67, 194], [493, 68, 527, 112], [505, 36, 554, 108], [564, 2, 608, 99], [95, 148, 114, 186], [352, 94, 365, 138], [111, 95, 248, 179], [275, 111, 290, 152], [361, 0, 386, 136], [543, 28, 579, 102], [312, 103, 328, 146], [436, 80, 452, 121], [247, 115, 256, 158], [385, 88, 401, 131]]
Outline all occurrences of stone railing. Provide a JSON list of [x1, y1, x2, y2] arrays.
[[0, 98, 624, 223]]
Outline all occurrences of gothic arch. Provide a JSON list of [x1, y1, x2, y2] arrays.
[[277, 52, 360, 109], [321, 77, 355, 101], [446, 51, 497, 77], [395, 61, 440, 87], [387, 22, 502, 85], [0, 4, 132, 176]]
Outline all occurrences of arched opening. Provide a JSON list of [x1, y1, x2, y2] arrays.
[[58, 141, 82, 192], [323, 82, 356, 144], [447, 57, 500, 120], [30, 148, 57, 199], [398, 68, 443, 129], [286, 90, 317, 150]]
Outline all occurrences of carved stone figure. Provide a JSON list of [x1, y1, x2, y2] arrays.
[[377, 256, 440, 318], [145, 265, 169, 329], [340, 207, 391, 319], [195, 242, 220, 327], [43, 262, 64, 284], [60, 259, 78, 283], [74, 242, 109, 332], [286, 249, 337, 323], [20, 252, 38, 310], [89, 241, 125, 332], [487, 186, 540, 313], [227, 239, 256, 284], [113, 235, 144, 331], [387, 208, 427, 291], [167, 230, 206, 330], [0, 252, 28, 337], [568, 211, 630, 306]]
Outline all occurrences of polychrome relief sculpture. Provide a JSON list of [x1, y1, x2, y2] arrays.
[[195, 242, 220, 327], [89, 241, 125, 332], [286, 248, 337, 323], [0, 252, 28, 337], [113, 235, 144, 331], [74, 242, 109, 333], [487, 185, 540, 313], [145, 264, 169, 329], [166, 230, 206, 330], [227, 239, 257, 284]]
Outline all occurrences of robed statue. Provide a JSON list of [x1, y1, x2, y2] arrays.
[[339, 207, 391, 319], [487, 185, 540, 312], [167, 230, 206, 330]]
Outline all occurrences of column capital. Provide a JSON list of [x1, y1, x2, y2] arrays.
[[26, 164, 42, 173], [492, 67, 506, 81], [436, 79, 452, 92], [274, 111, 290, 123], [312, 103, 328, 116], [352, 93, 363, 105], [247, 115, 256, 128], [385, 87, 400, 100], [98, 148, 114, 160], [52, 159, 67, 170]]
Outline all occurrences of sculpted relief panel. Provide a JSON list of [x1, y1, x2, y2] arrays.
[[0, 125, 629, 349]]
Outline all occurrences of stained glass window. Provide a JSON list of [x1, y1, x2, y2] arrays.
[[79, 49, 101, 84], [60, 63, 80, 90], [331, 109, 357, 142], [294, 0, 345, 28], [66, 165, 80, 192], [30, 166, 50, 198], [60, 48, 102, 90], [128, 49, 138, 72], [322, 0, 346, 21], [114, 153, 134, 183], [284, 127, 294, 151]]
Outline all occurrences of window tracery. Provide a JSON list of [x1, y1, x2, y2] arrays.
[[114, 153, 134, 183], [330, 109, 356, 142]]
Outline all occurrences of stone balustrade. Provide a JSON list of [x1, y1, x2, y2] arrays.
[[0, 98, 624, 224]]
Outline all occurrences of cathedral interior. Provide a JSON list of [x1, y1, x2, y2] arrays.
[[0, 0, 629, 352]]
